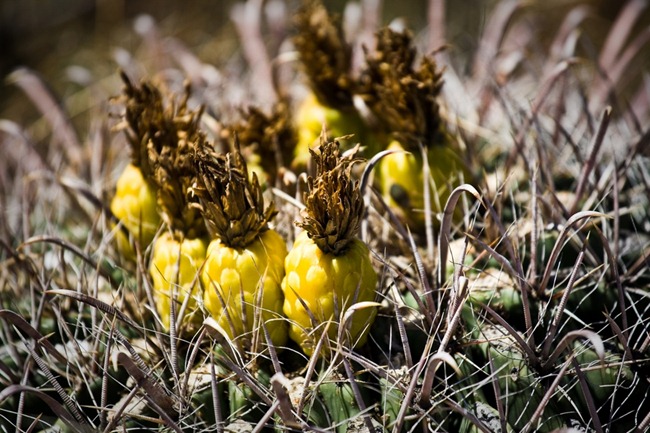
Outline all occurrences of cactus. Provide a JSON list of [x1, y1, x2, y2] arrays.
[[281, 140, 378, 356], [2, 2, 650, 433]]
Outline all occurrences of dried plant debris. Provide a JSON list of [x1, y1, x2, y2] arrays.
[[143, 80, 207, 239], [293, 0, 354, 109], [192, 141, 276, 249], [358, 27, 445, 147], [152, 137, 206, 240], [299, 139, 364, 255], [118, 72, 201, 178], [223, 102, 297, 183]]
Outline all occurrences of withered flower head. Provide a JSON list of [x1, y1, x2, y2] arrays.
[[119, 71, 203, 178], [226, 102, 297, 182], [357, 28, 444, 148], [122, 72, 206, 239], [294, 0, 354, 108], [192, 140, 277, 249], [299, 137, 364, 255], [152, 136, 206, 240]]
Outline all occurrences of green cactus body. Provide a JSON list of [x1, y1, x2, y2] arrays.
[[573, 342, 635, 405], [228, 380, 258, 423], [467, 275, 525, 325], [189, 362, 229, 426], [478, 325, 564, 432], [318, 372, 363, 433], [379, 367, 408, 430], [458, 400, 514, 433], [227, 368, 271, 424]]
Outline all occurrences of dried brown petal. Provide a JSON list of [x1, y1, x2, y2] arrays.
[[120, 73, 207, 238], [298, 138, 364, 255], [192, 140, 276, 249], [294, 0, 354, 108], [357, 28, 445, 148], [225, 102, 297, 183], [152, 135, 207, 240]]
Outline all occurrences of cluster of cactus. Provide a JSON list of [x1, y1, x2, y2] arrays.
[[1, 0, 649, 432], [109, 69, 378, 356], [290, 1, 471, 229]]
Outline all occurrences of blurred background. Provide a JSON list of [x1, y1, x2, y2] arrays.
[[0, 0, 645, 126]]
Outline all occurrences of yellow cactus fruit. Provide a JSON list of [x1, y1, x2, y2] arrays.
[[293, 93, 369, 169], [378, 140, 469, 228], [357, 27, 470, 229], [202, 229, 287, 347], [110, 163, 160, 260], [291, 0, 375, 169], [283, 231, 377, 355], [140, 77, 208, 331], [193, 143, 288, 348], [282, 139, 377, 356], [150, 232, 207, 330], [149, 173, 207, 332]]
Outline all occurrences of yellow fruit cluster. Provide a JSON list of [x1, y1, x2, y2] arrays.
[[191, 146, 291, 349], [111, 85, 379, 354], [109, 1, 473, 358], [291, 3, 472, 228]]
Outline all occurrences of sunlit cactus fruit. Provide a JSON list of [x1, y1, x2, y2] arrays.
[[111, 162, 160, 260], [358, 27, 470, 228], [282, 139, 377, 356], [110, 73, 166, 259], [3, 2, 650, 432], [146, 83, 209, 330], [150, 232, 207, 330], [192, 142, 288, 348], [291, 0, 373, 169], [378, 139, 469, 227]]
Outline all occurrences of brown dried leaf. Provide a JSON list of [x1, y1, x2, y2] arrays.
[[224, 102, 297, 183], [299, 139, 364, 255]]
